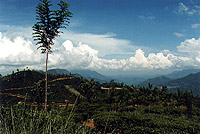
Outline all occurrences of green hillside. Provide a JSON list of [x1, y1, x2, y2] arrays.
[[1, 70, 200, 133], [1, 70, 44, 89], [139, 72, 200, 96], [0, 70, 102, 106], [167, 72, 200, 95]]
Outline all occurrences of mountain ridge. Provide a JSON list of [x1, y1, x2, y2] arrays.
[[139, 71, 200, 96], [166, 69, 200, 79], [47, 69, 112, 83], [139, 76, 172, 87], [166, 72, 200, 95]]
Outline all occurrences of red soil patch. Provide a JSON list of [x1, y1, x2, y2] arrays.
[[83, 119, 95, 128]]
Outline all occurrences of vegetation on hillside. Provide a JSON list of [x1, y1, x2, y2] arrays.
[[1, 0, 199, 133], [139, 72, 200, 96], [0, 70, 200, 133]]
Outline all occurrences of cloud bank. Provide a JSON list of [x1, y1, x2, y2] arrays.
[[0, 31, 200, 76], [59, 31, 140, 57]]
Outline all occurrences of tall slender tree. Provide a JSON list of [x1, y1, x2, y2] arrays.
[[32, 0, 72, 111]]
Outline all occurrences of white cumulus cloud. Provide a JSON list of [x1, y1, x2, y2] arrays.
[[177, 37, 200, 64], [0, 32, 43, 66], [59, 31, 141, 57], [0, 31, 200, 76]]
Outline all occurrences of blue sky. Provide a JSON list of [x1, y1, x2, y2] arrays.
[[0, 0, 199, 76]]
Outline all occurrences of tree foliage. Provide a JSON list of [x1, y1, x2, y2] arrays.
[[33, 0, 72, 53], [32, 0, 72, 111]]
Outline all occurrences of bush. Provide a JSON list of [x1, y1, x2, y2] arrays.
[[92, 110, 200, 134]]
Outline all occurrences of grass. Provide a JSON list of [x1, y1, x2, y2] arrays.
[[1, 101, 200, 134], [0, 104, 95, 134]]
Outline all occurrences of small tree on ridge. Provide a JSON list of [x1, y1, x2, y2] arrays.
[[32, 0, 72, 111]]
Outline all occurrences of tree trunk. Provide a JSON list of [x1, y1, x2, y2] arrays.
[[45, 45, 50, 112]]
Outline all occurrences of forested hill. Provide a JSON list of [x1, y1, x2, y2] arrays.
[[0, 70, 45, 89], [0, 70, 102, 106], [139, 76, 172, 87], [139, 72, 200, 96], [167, 72, 200, 95], [1, 70, 200, 133]]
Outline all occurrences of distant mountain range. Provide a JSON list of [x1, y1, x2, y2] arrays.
[[166, 69, 200, 79], [47, 69, 112, 83], [110, 75, 145, 86], [166, 72, 200, 95], [70, 69, 112, 82], [48, 69, 70, 75], [47, 69, 146, 85], [139, 69, 200, 96], [45, 68, 200, 95], [139, 76, 172, 87]]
